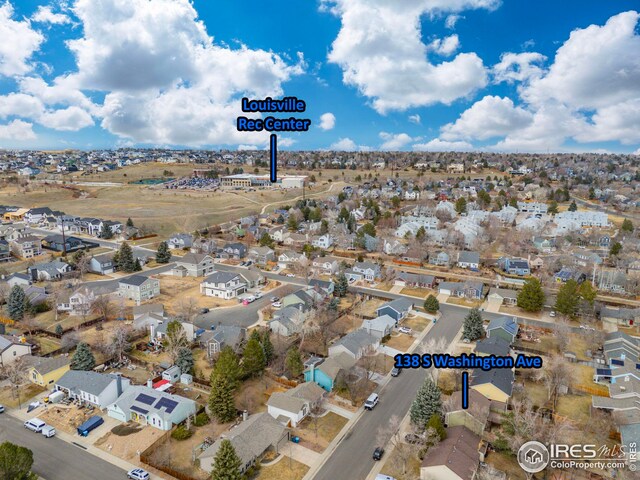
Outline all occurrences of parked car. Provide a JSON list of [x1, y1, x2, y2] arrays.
[[254, 291, 262, 298], [373, 447, 385, 461], [364, 393, 379, 410], [200, 308, 210, 314], [286, 273, 295, 277], [127, 468, 151, 480], [398, 326, 412, 335], [272, 301, 282, 308], [270, 296, 279, 302], [24, 418, 46, 433], [391, 367, 401, 377], [0, 405, 5, 414], [41, 425, 56, 438], [549, 311, 556, 317]]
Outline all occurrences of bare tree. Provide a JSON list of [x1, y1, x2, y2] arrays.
[[164, 320, 189, 363], [91, 295, 113, 330], [61, 330, 80, 352], [0, 358, 28, 408], [20, 312, 39, 338], [109, 325, 132, 363], [176, 296, 199, 324], [543, 354, 574, 410], [377, 415, 419, 478]]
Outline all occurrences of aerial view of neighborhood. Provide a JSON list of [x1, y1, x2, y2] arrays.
[[0, 1, 639, 480]]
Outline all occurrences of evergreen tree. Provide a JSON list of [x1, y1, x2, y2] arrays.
[[337, 207, 350, 223], [610, 241, 622, 256], [578, 281, 597, 307], [621, 219, 634, 233], [175, 347, 194, 375], [7, 285, 27, 321], [155, 241, 172, 263], [262, 330, 274, 364], [0, 441, 38, 480], [335, 272, 349, 297], [133, 258, 142, 272], [208, 375, 237, 422], [455, 197, 467, 215], [126, 218, 134, 227], [258, 232, 275, 248], [287, 215, 299, 232], [211, 346, 242, 389], [410, 377, 442, 429], [517, 278, 545, 312], [71, 342, 96, 371], [116, 242, 136, 272], [210, 439, 242, 480], [320, 219, 329, 235], [358, 223, 376, 238], [99, 222, 113, 239], [285, 346, 303, 378], [242, 337, 265, 377], [423, 295, 440, 314], [555, 279, 580, 318], [462, 307, 484, 341], [415, 226, 426, 241], [568, 200, 577, 212], [548, 200, 559, 214], [55, 324, 63, 336], [426, 414, 447, 441]]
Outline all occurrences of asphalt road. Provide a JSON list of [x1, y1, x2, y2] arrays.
[[81, 263, 176, 291], [0, 414, 126, 480], [313, 304, 466, 480]]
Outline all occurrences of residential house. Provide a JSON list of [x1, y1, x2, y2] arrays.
[[24, 207, 55, 224], [312, 234, 334, 249], [486, 317, 519, 344], [2, 272, 31, 288], [199, 326, 246, 358], [89, 253, 115, 275], [475, 337, 512, 357], [221, 242, 247, 259], [0, 335, 32, 366], [445, 390, 493, 436], [429, 251, 450, 267], [200, 272, 247, 299], [269, 305, 310, 337], [394, 272, 435, 289], [470, 368, 515, 403], [328, 330, 380, 360], [376, 298, 414, 323], [308, 278, 335, 297], [267, 382, 326, 427], [603, 332, 640, 363], [23, 355, 70, 387], [600, 307, 640, 331], [457, 251, 480, 270], [173, 253, 215, 277], [152, 320, 197, 342], [247, 246, 275, 266], [361, 315, 396, 338], [0, 241, 10, 262], [168, 233, 193, 250], [108, 385, 197, 430], [438, 281, 484, 300], [420, 425, 482, 480], [501, 257, 531, 276], [199, 412, 289, 473], [487, 288, 518, 307], [277, 250, 306, 270], [554, 267, 586, 284], [117, 275, 160, 304], [9, 235, 41, 259], [28, 260, 72, 281], [311, 256, 341, 275], [56, 371, 131, 409], [304, 353, 356, 391], [238, 269, 265, 289], [345, 261, 381, 283], [41, 235, 88, 252]]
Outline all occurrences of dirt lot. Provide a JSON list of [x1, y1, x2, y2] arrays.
[[38, 404, 100, 435], [193, 348, 214, 381], [95, 423, 167, 462], [255, 457, 309, 480], [291, 412, 348, 452], [155, 276, 236, 312], [384, 333, 414, 352], [0, 384, 45, 408]]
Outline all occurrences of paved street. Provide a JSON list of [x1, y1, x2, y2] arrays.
[[313, 304, 466, 480], [0, 414, 126, 480], [82, 263, 176, 290]]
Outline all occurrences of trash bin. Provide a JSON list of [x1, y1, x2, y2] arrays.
[[291, 436, 300, 443]]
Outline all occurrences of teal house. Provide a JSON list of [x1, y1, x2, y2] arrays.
[[304, 353, 355, 392]]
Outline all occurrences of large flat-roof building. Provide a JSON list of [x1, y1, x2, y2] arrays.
[[220, 174, 306, 189]]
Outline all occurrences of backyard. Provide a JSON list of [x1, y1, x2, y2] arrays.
[[291, 412, 348, 452]]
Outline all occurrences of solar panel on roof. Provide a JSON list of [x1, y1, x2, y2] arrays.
[[636, 363, 640, 371], [611, 359, 624, 366], [156, 397, 178, 413], [596, 368, 612, 376], [131, 405, 149, 414], [136, 393, 155, 405]]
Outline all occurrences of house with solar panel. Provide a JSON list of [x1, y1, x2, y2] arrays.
[[107, 385, 197, 430]]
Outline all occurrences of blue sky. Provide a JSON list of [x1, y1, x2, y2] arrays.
[[0, 0, 639, 153]]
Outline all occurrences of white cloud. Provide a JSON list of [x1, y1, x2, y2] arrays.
[[0, 93, 44, 120], [330, 137, 357, 151], [61, 0, 303, 146], [429, 34, 460, 56], [318, 112, 336, 131], [32, 5, 71, 25], [441, 95, 533, 141], [413, 139, 473, 151], [445, 14, 462, 29], [238, 144, 258, 151], [322, 0, 496, 113], [492, 52, 547, 84], [0, 119, 36, 140], [634, 148, 640, 155], [379, 131, 414, 150], [39, 106, 94, 131], [0, 3, 44, 77], [408, 114, 421, 124]]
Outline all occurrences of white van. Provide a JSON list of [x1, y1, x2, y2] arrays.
[[364, 393, 379, 410], [24, 418, 46, 433], [41, 425, 56, 438]]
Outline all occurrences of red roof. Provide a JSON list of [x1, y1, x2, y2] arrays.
[[153, 379, 170, 389]]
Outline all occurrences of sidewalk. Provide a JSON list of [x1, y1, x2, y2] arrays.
[[301, 317, 438, 480], [8, 406, 161, 479]]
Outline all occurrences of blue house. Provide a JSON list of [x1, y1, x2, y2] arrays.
[[502, 258, 530, 276], [486, 316, 519, 344], [304, 353, 355, 392], [376, 297, 415, 323]]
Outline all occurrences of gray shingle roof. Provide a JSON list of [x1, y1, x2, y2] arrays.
[[471, 368, 514, 396], [56, 370, 120, 396]]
